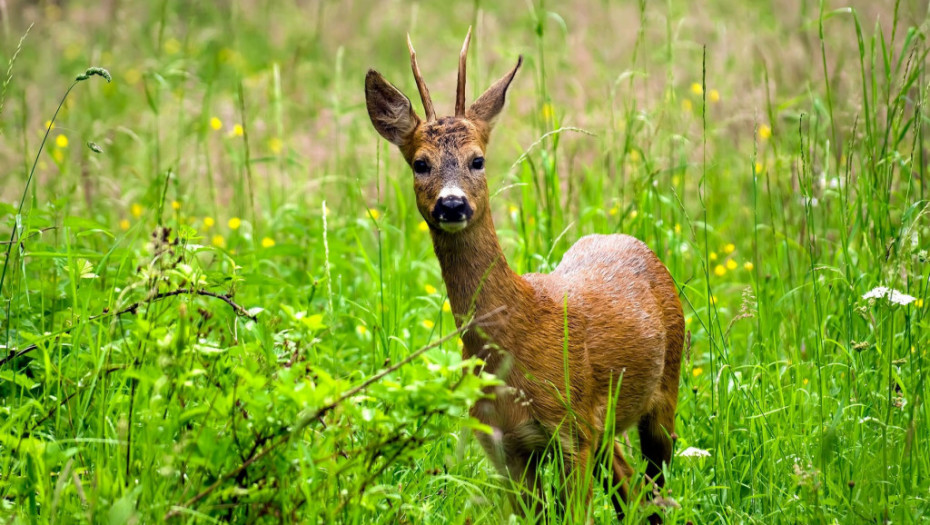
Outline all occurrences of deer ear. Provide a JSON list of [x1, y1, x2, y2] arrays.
[[467, 55, 522, 128], [365, 69, 421, 147]]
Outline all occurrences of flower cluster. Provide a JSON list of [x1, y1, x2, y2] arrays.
[[119, 204, 278, 251], [862, 286, 917, 306]]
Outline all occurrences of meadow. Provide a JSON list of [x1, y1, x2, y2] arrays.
[[0, 0, 928, 522]]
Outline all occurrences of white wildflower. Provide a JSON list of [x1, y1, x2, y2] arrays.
[[678, 446, 711, 458], [862, 286, 916, 306]]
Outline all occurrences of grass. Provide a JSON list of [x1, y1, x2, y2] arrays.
[[0, 0, 928, 523]]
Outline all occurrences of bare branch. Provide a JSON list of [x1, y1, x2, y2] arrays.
[[1, 288, 256, 367], [163, 306, 504, 520]]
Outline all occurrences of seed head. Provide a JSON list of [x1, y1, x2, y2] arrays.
[[76, 67, 112, 83]]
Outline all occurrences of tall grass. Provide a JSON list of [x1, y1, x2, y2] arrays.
[[0, 0, 927, 523]]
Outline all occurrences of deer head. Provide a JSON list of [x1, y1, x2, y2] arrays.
[[365, 28, 522, 234]]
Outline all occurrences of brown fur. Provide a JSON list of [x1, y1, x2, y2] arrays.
[[365, 45, 683, 523]]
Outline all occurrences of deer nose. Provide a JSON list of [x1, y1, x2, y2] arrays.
[[432, 195, 473, 223]]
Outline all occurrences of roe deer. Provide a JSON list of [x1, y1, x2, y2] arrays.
[[364, 28, 684, 523]]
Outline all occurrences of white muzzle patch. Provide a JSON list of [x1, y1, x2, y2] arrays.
[[438, 186, 467, 199]]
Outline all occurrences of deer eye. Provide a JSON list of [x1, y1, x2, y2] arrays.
[[470, 157, 485, 170], [413, 160, 430, 174]]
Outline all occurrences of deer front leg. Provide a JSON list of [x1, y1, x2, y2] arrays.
[[503, 451, 545, 519], [476, 427, 545, 520]]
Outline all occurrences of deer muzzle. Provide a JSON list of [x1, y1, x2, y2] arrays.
[[432, 195, 473, 232]]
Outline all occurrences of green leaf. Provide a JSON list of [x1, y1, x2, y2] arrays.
[[77, 258, 99, 279], [108, 491, 136, 525], [301, 313, 326, 331], [0, 370, 37, 390]]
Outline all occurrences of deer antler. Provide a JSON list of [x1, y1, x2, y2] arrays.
[[455, 26, 473, 118], [407, 33, 436, 122]]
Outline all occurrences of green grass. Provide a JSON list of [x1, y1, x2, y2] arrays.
[[1, 0, 928, 523]]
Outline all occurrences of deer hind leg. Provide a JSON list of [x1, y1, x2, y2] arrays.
[[637, 398, 677, 524], [597, 439, 633, 522]]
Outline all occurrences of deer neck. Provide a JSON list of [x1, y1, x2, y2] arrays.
[[430, 210, 530, 352]]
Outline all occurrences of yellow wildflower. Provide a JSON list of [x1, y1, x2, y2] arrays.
[[726, 259, 737, 270], [56, 135, 69, 148], [629, 150, 641, 163], [52, 149, 64, 163], [228, 217, 241, 230], [508, 204, 519, 215], [758, 124, 772, 141], [422, 319, 435, 329], [754, 162, 764, 174], [418, 221, 429, 232], [692, 367, 703, 377], [124, 68, 141, 85], [710, 252, 718, 261], [261, 237, 276, 248], [724, 243, 735, 254], [368, 208, 380, 220], [212, 234, 226, 248], [425, 284, 437, 295], [356, 325, 368, 336], [44, 120, 55, 131], [203, 217, 215, 228], [131, 203, 143, 218], [681, 99, 693, 113], [210, 117, 222, 131], [171, 200, 181, 210], [708, 89, 720, 103], [608, 205, 619, 217], [119, 219, 130, 231], [541, 102, 554, 122], [916, 298, 924, 308], [714, 264, 726, 276], [163, 38, 181, 55], [803, 378, 809, 386], [690, 83, 703, 95], [268, 137, 283, 154], [231, 124, 244, 137], [674, 223, 681, 234], [630, 210, 638, 219], [442, 300, 451, 313], [744, 261, 754, 271]]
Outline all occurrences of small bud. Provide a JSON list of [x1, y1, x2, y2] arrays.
[[848, 480, 855, 488], [87, 141, 103, 154]]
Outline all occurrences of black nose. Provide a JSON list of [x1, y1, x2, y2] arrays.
[[432, 195, 473, 222]]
